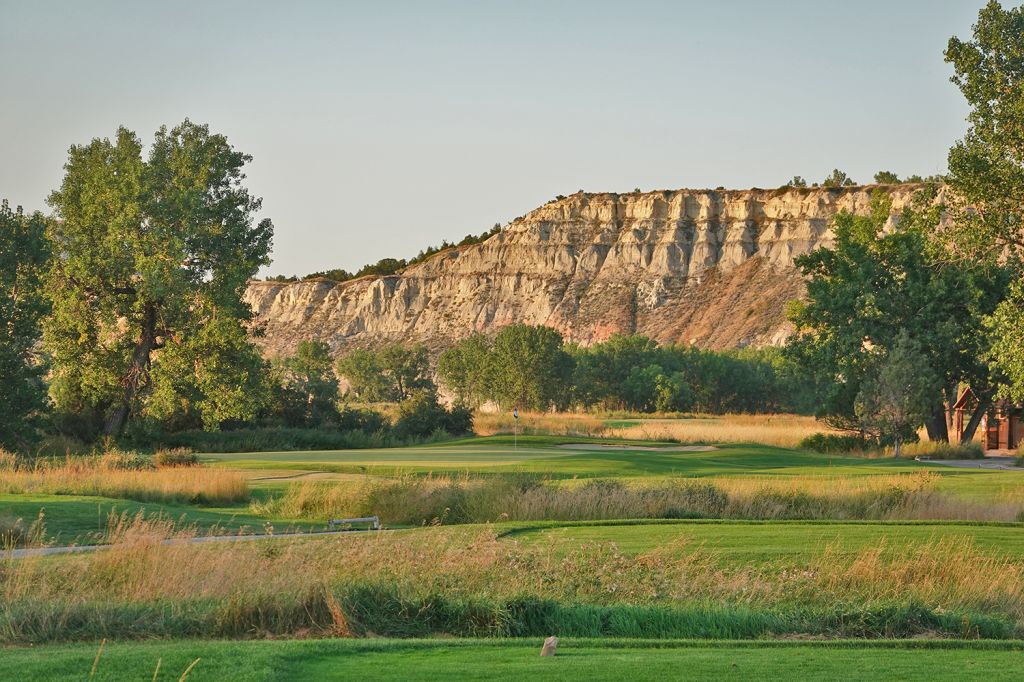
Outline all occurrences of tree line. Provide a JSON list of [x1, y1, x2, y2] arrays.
[[433, 326, 815, 414]]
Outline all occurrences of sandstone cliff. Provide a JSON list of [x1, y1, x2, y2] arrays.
[[245, 185, 930, 357]]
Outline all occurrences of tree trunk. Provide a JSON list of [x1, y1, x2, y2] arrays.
[[924, 404, 949, 442], [944, 383, 958, 435], [894, 435, 902, 458], [103, 302, 158, 437], [960, 393, 993, 445]]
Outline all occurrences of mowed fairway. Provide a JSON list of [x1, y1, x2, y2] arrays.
[[3, 638, 1022, 681], [202, 436, 1024, 501], [203, 435, 919, 477], [501, 519, 1024, 563]]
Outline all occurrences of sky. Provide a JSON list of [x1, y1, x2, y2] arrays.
[[1, 0, 983, 277]]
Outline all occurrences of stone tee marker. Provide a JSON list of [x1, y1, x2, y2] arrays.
[[540, 636, 558, 657]]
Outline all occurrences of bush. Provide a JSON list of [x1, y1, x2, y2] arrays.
[[898, 441, 984, 460], [155, 427, 395, 453], [336, 406, 389, 433], [154, 447, 198, 468], [98, 449, 154, 470], [393, 391, 474, 440], [798, 433, 869, 454]]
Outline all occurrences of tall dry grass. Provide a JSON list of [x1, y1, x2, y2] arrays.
[[0, 456, 248, 505], [2, 516, 1023, 641], [473, 411, 609, 438], [255, 471, 1023, 524], [606, 414, 834, 448], [474, 411, 835, 448]]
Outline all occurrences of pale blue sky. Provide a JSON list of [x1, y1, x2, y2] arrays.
[[1, 1, 982, 277]]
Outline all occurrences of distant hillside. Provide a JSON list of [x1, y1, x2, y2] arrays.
[[245, 184, 936, 357]]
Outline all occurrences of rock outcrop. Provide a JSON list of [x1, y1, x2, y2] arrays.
[[245, 184, 930, 357]]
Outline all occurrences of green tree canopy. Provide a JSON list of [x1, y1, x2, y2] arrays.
[[436, 333, 492, 407], [873, 171, 901, 184], [0, 201, 50, 449], [269, 340, 340, 428], [822, 169, 856, 187], [787, 190, 1006, 442], [855, 331, 940, 457], [486, 324, 573, 411], [336, 342, 433, 402], [943, 1, 1024, 400], [45, 120, 273, 435]]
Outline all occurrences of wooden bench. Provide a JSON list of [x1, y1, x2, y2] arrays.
[[328, 516, 381, 531]]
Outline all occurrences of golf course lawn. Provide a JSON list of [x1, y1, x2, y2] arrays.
[[203, 436, 1024, 501], [202, 436, 929, 477], [500, 519, 1024, 562], [3, 638, 1022, 681], [0, 493, 319, 545]]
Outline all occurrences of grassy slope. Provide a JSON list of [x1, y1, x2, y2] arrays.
[[3, 638, 1022, 681], [500, 519, 1024, 562]]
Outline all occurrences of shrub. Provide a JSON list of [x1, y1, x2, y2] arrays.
[[898, 441, 985, 460], [98, 449, 154, 470], [798, 433, 869, 454], [156, 427, 396, 453], [393, 391, 474, 440], [337, 406, 389, 434], [154, 447, 198, 468]]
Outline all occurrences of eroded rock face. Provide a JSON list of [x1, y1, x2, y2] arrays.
[[245, 185, 930, 356]]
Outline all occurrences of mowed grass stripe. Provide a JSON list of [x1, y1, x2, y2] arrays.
[[3, 638, 1023, 681], [200, 439, 927, 476]]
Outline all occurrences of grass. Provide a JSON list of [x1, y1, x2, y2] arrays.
[[200, 438, 917, 477], [5, 517, 1024, 643], [502, 519, 1024, 563], [6, 433, 1024, 653], [0, 457, 248, 506], [0, 493, 319, 546], [254, 470, 1024, 525], [474, 412, 834, 448], [3, 638, 1024, 681]]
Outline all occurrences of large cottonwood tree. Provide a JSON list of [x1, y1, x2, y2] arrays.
[[943, 1, 1024, 400], [45, 121, 273, 435], [0, 201, 50, 448], [787, 191, 1006, 443]]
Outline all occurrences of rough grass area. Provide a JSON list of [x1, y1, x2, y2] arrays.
[[0, 457, 248, 506], [4, 518, 1024, 643], [253, 471, 1024, 524], [474, 412, 833, 448], [3, 638, 1024, 681]]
